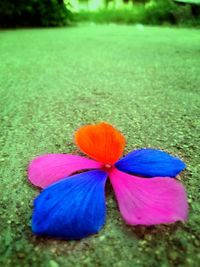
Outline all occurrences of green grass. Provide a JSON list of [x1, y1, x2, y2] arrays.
[[0, 24, 200, 267]]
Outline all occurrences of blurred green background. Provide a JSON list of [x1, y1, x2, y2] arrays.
[[0, 1, 200, 267], [0, 0, 200, 27]]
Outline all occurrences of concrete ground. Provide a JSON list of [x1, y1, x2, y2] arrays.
[[0, 24, 200, 267]]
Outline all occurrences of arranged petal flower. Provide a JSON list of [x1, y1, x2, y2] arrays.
[[28, 122, 188, 240]]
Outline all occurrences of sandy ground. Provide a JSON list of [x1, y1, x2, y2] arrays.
[[0, 24, 200, 267]]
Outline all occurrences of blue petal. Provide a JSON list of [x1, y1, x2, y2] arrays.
[[32, 170, 107, 240], [115, 149, 186, 178]]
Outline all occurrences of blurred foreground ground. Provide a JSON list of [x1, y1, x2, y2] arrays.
[[0, 24, 200, 267]]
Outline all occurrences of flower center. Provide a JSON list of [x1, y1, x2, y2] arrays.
[[102, 164, 113, 172]]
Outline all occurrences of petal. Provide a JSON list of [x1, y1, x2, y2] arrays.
[[75, 122, 125, 165], [115, 148, 186, 177], [32, 170, 107, 240], [109, 168, 188, 225], [28, 154, 103, 188]]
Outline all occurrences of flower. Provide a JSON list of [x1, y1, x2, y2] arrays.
[[28, 122, 188, 240]]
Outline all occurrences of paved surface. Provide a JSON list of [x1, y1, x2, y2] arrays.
[[0, 24, 200, 267]]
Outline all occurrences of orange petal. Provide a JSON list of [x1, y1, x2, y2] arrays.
[[75, 122, 126, 164]]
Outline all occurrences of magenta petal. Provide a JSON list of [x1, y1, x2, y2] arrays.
[[28, 154, 103, 188], [109, 168, 188, 225]]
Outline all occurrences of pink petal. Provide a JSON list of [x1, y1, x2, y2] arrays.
[[28, 154, 103, 188], [109, 168, 188, 225]]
